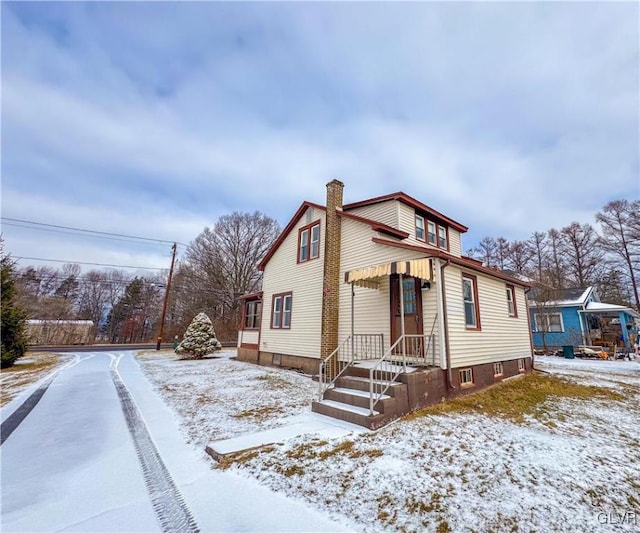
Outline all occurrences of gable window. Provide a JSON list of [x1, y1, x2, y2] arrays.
[[271, 292, 292, 329], [506, 285, 518, 317], [462, 274, 481, 330], [534, 313, 564, 333], [243, 300, 262, 330], [427, 221, 437, 245], [438, 225, 447, 249], [460, 368, 473, 386], [494, 362, 504, 376], [415, 215, 425, 241], [298, 222, 320, 263]]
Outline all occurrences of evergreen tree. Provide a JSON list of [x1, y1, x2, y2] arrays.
[[175, 312, 222, 359], [1, 256, 28, 368]]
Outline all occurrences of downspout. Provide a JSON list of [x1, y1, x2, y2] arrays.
[[524, 287, 536, 370], [438, 258, 453, 390]]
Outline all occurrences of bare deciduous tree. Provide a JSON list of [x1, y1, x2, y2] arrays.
[[559, 222, 604, 287], [178, 211, 280, 340], [596, 199, 640, 311]]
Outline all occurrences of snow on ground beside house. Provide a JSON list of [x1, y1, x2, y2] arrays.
[[136, 349, 321, 450], [138, 350, 640, 532]]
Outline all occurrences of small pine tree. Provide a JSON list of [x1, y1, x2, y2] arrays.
[[1, 256, 29, 368], [175, 312, 222, 359]]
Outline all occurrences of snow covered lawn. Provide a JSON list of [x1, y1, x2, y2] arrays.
[[0, 351, 71, 406], [138, 351, 640, 532]]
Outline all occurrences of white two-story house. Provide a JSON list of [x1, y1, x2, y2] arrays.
[[237, 180, 533, 428]]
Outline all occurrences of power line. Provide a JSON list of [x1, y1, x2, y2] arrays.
[[1, 217, 189, 247], [2, 222, 175, 247], [13, 256, 167, 271]]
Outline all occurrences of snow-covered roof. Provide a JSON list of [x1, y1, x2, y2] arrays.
[[583, 302, 640, 318], [529, 286, 593, 307]]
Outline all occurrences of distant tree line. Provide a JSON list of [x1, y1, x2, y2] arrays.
[[12, 211, 280, 344], [466, 199, 640, 310]]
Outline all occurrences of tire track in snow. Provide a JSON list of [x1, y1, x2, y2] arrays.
[[0, 354, 91, 445], [110, 354, 199, 533]]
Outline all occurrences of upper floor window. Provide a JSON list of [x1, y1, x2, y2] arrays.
[[272, 292, 292, 329], [415, 215, 425, 241], [243, 300, 261, 330], [462, 274, 481, 330], [438, 226, 447, 250], [298, 222, 320, 263], [427, 221, 437, 245], [506, 285, 517, 317]]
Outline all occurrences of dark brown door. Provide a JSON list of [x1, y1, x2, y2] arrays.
[[390, 275, 423, 351]]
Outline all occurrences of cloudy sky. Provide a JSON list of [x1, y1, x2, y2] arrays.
[[2, 1, 638, 274]]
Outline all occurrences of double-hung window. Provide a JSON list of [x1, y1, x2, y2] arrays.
[[415, 215, 425, 241], [506, 285, 517, 317], [534, 313, 563, 333], [438, 225, 447, 249], [427, 221, 437, 245], [298, 222, 320, 263], [271, 293, 292, 329], [462, 274, 481, 330]]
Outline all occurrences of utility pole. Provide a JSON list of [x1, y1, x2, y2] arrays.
[[156, 243, 177, 350]]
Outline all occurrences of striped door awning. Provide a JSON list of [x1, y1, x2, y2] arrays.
[[344, 258, 433, 289]]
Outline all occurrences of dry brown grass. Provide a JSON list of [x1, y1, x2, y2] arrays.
[[405, 373, 624, 423], [0, 352, 67, 406]]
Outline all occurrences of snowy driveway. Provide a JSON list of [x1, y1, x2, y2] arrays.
[[1, 352, 350, 533]]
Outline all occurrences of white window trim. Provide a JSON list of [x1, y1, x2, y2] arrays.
[[534, 312, 564, 333], [518, 358, 525, 372], [494, 362, 504, 376], [415, 214, 425, 241], [427, 221, 437, 245], [459, 368, 473, 386]]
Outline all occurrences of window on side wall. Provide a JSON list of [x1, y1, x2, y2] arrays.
[[298, 222, 320, 263], [271, 293, 292, 329], [438, 225, 447, 250], [534, 312, 564, 333], [494, 362, 503, 376], [427, 221, 437, 245], [243, 300, 262, 330], [506, 285, 518, 317], [462, 274, 481, 330], [415, 215, 425, 241], [518, 359, 525, 372]]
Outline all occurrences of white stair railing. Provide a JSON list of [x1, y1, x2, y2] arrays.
[[369, 333, 436, 414], [318, 334, 384, 400]]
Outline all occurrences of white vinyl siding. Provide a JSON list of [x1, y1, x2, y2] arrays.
[[346, 201, 399, 228], [445, 266, 532, 368], [398, 203, 463, 257], [260, 208, 325, 358], [237, 329, 259, 348], [338, 218, 428, 347]]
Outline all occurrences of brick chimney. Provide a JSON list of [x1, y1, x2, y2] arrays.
[[320, 179, 344, 360]]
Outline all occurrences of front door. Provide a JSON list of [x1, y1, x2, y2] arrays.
[[390, 275, 424, 353]]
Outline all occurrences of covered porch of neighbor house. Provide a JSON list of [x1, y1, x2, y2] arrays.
[[579, 303, 639, 351]]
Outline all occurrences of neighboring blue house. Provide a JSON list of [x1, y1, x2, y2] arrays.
[[528, 286, 639, 350]]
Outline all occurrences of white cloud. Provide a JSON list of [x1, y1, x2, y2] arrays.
[[1, 2, 638, 269]]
